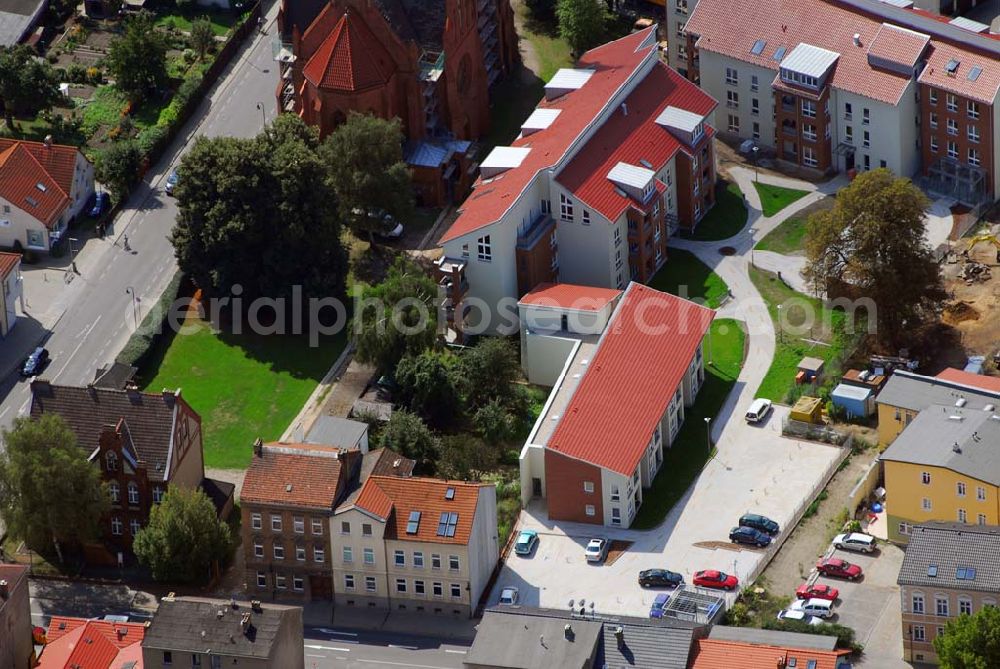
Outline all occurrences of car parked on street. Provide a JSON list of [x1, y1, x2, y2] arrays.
[[795, 582, 839, 601], [776, 608, 822, 626], [20, 347, 49, 377], [739, 513, 780, 535], [514, 529, 538, 556], [89, 191, 108, 218], [745, 398, 773, 423], [585, 538, 609, 563], [165, 168, 179, 195], [833, 532, 877, 554], [790, 598, 835, 619], [648, 593, 671, 618], [816, 557, 863, 580], [638, 569, 684, 588], [729, 526, 772, 547], [693, 570, 739, 591], [499, 587, 519, 606]]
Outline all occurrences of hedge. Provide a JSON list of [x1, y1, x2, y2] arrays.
[[116, 271, 185, 367], [762, 619, 862, 652]]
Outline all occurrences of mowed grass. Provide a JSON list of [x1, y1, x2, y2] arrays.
[[649, 248, 729, 308], [141, 317, 347, 469], [632, 318, 746, 529], [750, 266, 850, 403], [756, 196, 834, 255], [155, 10, 237, 36], [688, 180, 748, 241], [753, 182, 811, 217]]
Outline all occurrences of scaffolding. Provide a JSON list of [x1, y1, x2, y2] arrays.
[[920, 157, 990, 207]]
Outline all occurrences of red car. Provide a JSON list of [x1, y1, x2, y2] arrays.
[[795, 582, 840, 601], [693, 569, 739, 591], [816, 557, 863, 580]]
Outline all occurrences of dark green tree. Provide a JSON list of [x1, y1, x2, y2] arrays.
[[0, 415, 109, 563], [934, 605, 1000, 669], [556, 0, 609, 55], [437, 435, 498, 480], [190, 17, 216, 61], [456, 337, 523, 412], [378, 410, 439, 474], [133, 487, 231, 583], [395, 350, 461, 429], [353, 257, 437, 373], [171, 114, 348, 310], [106, 11, 168, 102], [472, 398, 517, 446], [320, 112, 413, 244], [0, 45, 61, 127], [803, 169, 945, 346], [95, 140, 141, 203]]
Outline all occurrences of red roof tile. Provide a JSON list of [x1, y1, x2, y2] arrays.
[[519, 282, 622, 311], [45, 617, 146, 648], [37, 624, 120, 669], [557, 63, 716, 222], [867, 23, 930, 70], [353, 477, 394, 519], [936, 368, 1000, 393], [241, 443, 359, 509], [0, 251, 19, 278], [548, 283, 714, 476], [0, 138, 83, 196], [440, 28, 657, 243], [302, 9, 391, 92], [918, 40, 1000, 104], [0, 143, 70, 227], [689, 638, 850, 669]]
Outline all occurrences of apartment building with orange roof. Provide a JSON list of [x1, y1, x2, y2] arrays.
[[37, 616, 146, 669]]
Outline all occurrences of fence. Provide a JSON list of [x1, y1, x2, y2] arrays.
[[781, 416, 851, 446], [846, 457, 882, 518]]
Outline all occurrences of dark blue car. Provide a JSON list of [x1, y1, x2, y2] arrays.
[[89, 191, 108, 217], [729, 526, 772, 548]]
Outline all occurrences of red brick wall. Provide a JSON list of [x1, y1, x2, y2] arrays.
[[919, 83, 994, 199], [544, 449, 603, 524]]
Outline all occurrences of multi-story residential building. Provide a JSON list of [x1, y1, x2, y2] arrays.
[[0, 137, 94, 252], [0, 565, 32, 669], [275, 0, 517, 206], [689, 625, 852, 669], [881, 402, 1000, 543], [682, 0, 1000, 205], [29, 380, 233, 563], [436, 28, 718, 336], [518, 282, 714, 528], [331, 476, 498, 618], [897, 522, 1000, 664], [37, 616, 146, 669], [0, 251, 22, 337], [142, 595, 304, 669]]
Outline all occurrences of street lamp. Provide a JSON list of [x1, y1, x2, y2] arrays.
[[256, 102, 266, 129], [125, 286, 138, 328], [752, 146, 760, 182], [704, 416, 712, 451], [68, 237, 79, 274], [749, 228, 755, 267], [776, 303, 784, 343]]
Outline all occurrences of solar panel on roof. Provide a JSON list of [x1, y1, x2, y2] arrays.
[[773, 46, 787, 62], [968, 66, 983, 82], [751, 39, 766, 55]]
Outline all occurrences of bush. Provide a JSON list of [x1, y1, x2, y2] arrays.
[[175, 72, 203, 105], [116, 271, 185, 367], [136, 124, 167, 155], [66, 64, 87, 84], [156, 99, 181, 128], [86, 66, 103, 85]]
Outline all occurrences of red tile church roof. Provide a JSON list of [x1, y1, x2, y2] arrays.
[[303, 10, 391, 92]]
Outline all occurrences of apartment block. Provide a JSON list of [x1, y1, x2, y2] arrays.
[[682, 0, 1000, 204], [331, 476, 498, 618], [37, 616, 145, 669], [436, 28, 718, 336], [0, 565, 32, 669], [897, 522, 1000, 664], [518, 282, 713, 528]]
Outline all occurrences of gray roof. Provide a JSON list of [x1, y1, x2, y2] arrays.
[[880, 405, 1000, 484], [142, 597, 301, 659], [877, 370, 1000, 413], [780, 43, 840, 78], [304, 415, 368, 449], [897, 522, 1000, 593], [0, 0, 43, 46], [708, 625, 838, 651], [596, 619, 696, 669]]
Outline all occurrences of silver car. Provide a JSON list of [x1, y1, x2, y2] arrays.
[[585, 538, 609, 563], [833, 532, 877, 553]]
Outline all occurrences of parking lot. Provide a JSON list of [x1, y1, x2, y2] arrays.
[[490, 408, 846, 617]]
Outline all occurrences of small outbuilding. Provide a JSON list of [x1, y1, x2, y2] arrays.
[[832, 383, 874, 418], [790, 396, 823, 423], [796, 356, 824, 384]]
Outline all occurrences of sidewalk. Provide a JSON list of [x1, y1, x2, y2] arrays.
[[327, 606, 479, 642]]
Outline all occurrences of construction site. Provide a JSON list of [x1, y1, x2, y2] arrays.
[[940, 229, 1000, 368]]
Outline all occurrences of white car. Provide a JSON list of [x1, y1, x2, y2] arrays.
[[776, 608, 822, 626], [499, 587, 519, 606], [833, 532, 877, 554], [789, 597, 834, 619], [585, 538, 609, 563], [745, 398, 773, 424]]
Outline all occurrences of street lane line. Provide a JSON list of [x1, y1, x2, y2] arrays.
[[444, 650, 467, 654], [312, 629, 358, 637], [305, 645, 350, 652], [387, 644, 417, 650]]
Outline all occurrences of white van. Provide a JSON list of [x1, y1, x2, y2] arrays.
[[745, 398, 773, 424], [791, 598, 834, 619]]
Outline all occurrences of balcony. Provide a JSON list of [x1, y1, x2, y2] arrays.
[[436, 257, 469, 308], [516, 213, 555, 251]]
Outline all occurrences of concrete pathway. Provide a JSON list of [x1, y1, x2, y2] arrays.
[[751, 250, 810, 294]]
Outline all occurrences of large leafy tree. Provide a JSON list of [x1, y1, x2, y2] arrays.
[[0, 45, 61, 127], [556, 0, 609, 55], [190, 17, 215, 61], [803, 169, 945, 347], [133, 487, 231, 583], [321, 113, 413, 244], [95, 140, 141, 204], [353, 257, 437, 373], [0, 415, 109, 562], [378, 410, 439, 475], [394, 350, 461, 429], [106, 11, 168, 102], [457, 337, 524, 412], [171, 114, 348, 310], [934, 605, 1000, 668]]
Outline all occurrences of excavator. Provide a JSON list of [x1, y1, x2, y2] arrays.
[[966, 233, 1000, 264]]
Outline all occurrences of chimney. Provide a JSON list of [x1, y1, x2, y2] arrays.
[[241, 612, 252, 630], [953, 442, 962, 453], [853, 33, 861, 47], [0, 579, 8, 599], [251, 600, 262, 613], [539, 634, 546, 648], [614, 626, 624, 648], [43, 134, 52, 148], [125, 384, 140, 402], [620, 103, 628, 116], [253, 438, 264, 457], [217, 609, 225, 620], [563, 623, 574, 641]]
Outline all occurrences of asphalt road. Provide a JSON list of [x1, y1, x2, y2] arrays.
[[0, 1, 280, 428]]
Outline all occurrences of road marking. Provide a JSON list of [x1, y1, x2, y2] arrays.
[[313, 629, 358, 637], [305, 644, 350, 652], [53, 314, 102, 379], [357, 660, 451, 668], [444, 649, 467, 654], [306, 654, 324, 659], [0, 407, 9, 420], [387, 644, 417, 650]]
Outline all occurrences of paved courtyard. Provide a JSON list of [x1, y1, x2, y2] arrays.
[[491, 405, 845, 616]]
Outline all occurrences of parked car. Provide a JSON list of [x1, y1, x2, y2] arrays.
[[739, 513, 780, 535], [816, 557, 863, 580], [638, 569, 684, 588], [514, 529, 538, 556], [795, 582, 839, 601], [585, 538, 609, 563], [20, 347, 49, 377], [790, 597, 835, 619], [352, 207, 404, 239], [833, 532, 877, 554], [499, 587, 519, 606], [729, 526, 772, 547], [89, 191, 108, 218], [648, 593, 671, 619], [693, 570, 739, 591], [164, 168, 179, 195], [745, 398, 773, 423], [776, 608, 822, 626]]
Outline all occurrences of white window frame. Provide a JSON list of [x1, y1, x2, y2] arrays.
[[251, 513, 262, 530], [449, 555, 460, 571], [312, 518, 323, 535], [583, 481, 594, 494], [296, 544, 306, 561], [801, 100, 816, 118], [912, 593, 925, 614], [254, 540, 263, 558], [968, 101, 980, 119], [273, 544, 284, 560], [343, 546, 353, 563], [559, 194, 574, 221], [957, 482, 967, 497], [936, 596, 949, 617], [366, 576, 377, 592], [585, 504, 596, 516], [477, 235, 492, 262], [946, 94, 957, 112], [395, 550, 406, 567], [922, 498, 932, 511], [969, 125, 980, 143], [293, 516, 304, 534], [127, 482, 139, 506], [344, 574, 355, 590], [314, 546, 325, 563], [271, 514, 282, 532], [364, 547, 375, 565], [725, 67, 738, 86]]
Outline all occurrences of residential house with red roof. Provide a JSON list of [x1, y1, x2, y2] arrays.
[[37, 616, 146, 669], [0, 565, 32, 669], [0, 251, 22, 337], [518, 282, 714, 527], [688, 625, 851, 669], [682, 0, 1000, 204], [331, 476, 498, 617], [436, 28, 718, 337], [275, 0, 517, 206], [0, 137, 94, 253]]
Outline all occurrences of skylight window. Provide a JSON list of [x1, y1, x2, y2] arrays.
[[928, 564, 938, 577], [405, 511, 421, 534], [945, 59, 960, 74], [24, 196, 38, 207], [445, 487, 455, 500], [436, 512, 459, 537], [956, 567, 977, 580], [751, 39, 767, 55], [773, 46, 787, 62], [968, 66, 982, 82], [35, 182, 46, 192]]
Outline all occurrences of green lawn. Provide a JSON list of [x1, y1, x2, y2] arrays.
[[140, 318, 347, 469], [753, 182, 810, 218], [80, 86, 129, 137], [750, 266, 851, 403], [632, 318, 746, 529], [756, 197, 834, 255], [155, 10, 237, 36], [649, 248, 729, 308], [687, 180, 748, 241]]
